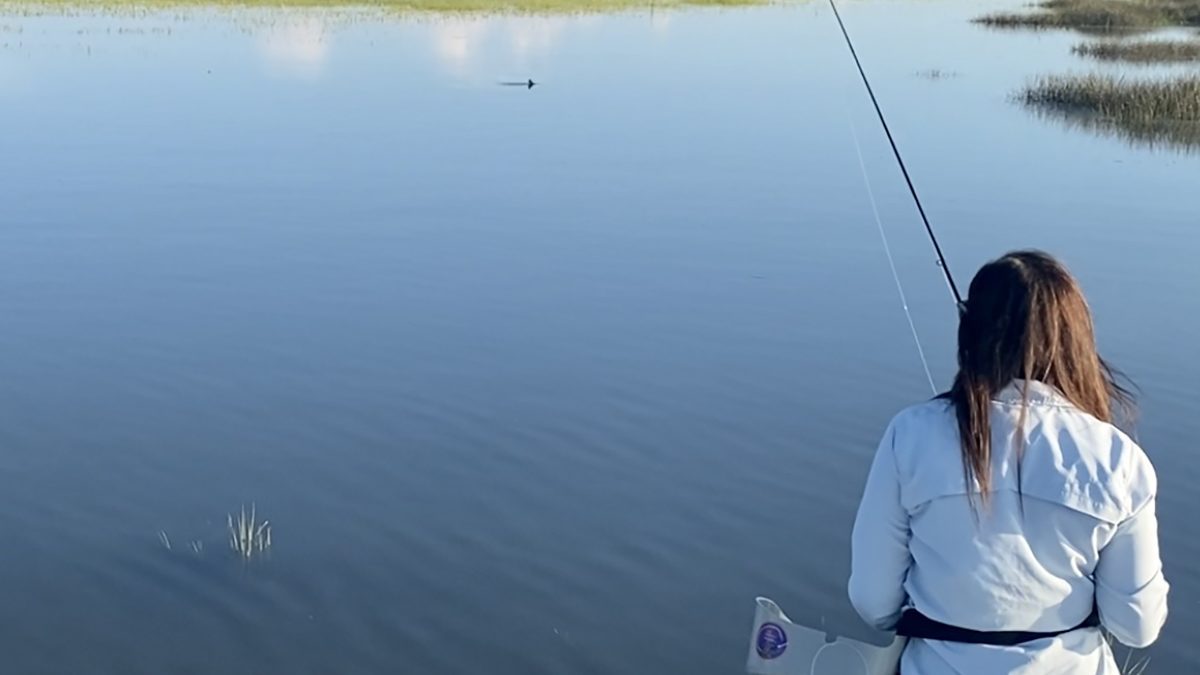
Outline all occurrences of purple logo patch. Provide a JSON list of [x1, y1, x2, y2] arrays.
[[755, 622, 788, 660]]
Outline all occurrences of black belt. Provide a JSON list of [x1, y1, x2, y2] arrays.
[[896, 607, 1100, 646]]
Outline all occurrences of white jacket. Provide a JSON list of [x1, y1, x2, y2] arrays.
[[849, 380, 1169, 674]]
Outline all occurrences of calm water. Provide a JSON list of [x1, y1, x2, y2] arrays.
[[1, 1, 1198, 672]]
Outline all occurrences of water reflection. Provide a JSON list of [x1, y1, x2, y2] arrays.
[[259, 17, 331, 79], [509, 17, 566, 63], [650, 10, 672, 34], [432, 19, 490, 77], [431, 16, 579, 80], [1026, 105, 1200, 153]]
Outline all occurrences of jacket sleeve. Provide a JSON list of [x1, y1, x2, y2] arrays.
[[1095, 494, 1170, 648], [848, 421, 911, 631]]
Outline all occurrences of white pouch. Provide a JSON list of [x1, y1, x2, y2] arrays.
[[746, 597, 906, 675]]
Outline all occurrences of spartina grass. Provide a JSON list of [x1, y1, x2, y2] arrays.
[[1022, 74, 1200, 122], [1074, 38, 1200, 62], [975, 0, 1200, 33], [159, 531, 204, 555], [228, 504, 272, 559], [986, 0, 1200, 147], [1020, 74, 1200, 148], [1106, 631, 1152, 675]]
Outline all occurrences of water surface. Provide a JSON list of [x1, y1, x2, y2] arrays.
[[1, 1, 1198, 672]]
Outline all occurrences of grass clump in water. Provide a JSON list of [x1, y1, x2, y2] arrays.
[[1022, 74, 1200, 147], [228, 504, 272, 560], [1073, 38, 1200, 61], [982, 0, 1200, 148], [975, 0, 1200, 33], [1023, 73, 1200, 120]]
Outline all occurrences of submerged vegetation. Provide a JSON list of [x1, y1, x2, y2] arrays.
[[914, 68, 960, 79]]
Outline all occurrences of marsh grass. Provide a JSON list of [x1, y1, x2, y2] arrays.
[[1022, 74, 1200, 147], [1106, 632, 1152, 675], [158, 531, 206, 555], [982, 0, 1200, 147], [1074, 38, 1200, 61], [976, 0, 1200, 33], [1024, 73, 1200, 120], [1121, 652, 1152, 675], [228, 504, 272, 560]]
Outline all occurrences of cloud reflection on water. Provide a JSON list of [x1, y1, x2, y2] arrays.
[[259, 17, 331, 79], [431, 15, 583, 82]]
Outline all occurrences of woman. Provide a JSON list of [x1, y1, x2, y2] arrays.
[[848, 251, 1169, 674]]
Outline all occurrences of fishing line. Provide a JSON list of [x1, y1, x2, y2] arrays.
[[848, 120, 938, 395], [828, 0, 965, 312]]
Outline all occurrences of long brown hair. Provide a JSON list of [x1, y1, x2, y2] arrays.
[[948, 250, 1133, 504]]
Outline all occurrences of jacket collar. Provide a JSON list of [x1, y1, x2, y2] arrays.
[[992, 379, 1067, 406]]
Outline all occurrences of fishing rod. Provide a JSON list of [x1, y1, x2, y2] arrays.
[[827, 0, 966, 312]]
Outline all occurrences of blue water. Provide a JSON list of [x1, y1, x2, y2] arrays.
[[0, 1, 1197, 672]]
